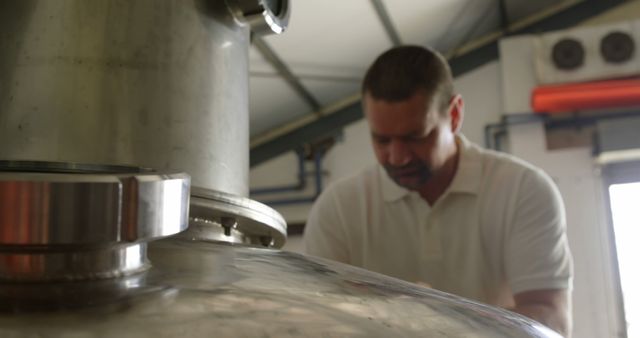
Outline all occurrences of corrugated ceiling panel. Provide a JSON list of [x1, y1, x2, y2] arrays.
[[247, 0, 577, 139], [249, 75, 312, 137], [258, 0, 391, 76], [249, 1, 389, 137], [385, 0, 500, 51], [384, 0, 469, 48], [249, 45, 312, 137], [505, 0, 569, 23], [299, 78, 361, 107]]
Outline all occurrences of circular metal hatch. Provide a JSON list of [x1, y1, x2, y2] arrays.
[[185, 186, 287, 248]]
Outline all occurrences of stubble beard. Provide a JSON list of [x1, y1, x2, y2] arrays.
[[384, 162, 433, 191]]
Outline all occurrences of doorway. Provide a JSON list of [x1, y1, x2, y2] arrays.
[[605, 161, 640, 338]]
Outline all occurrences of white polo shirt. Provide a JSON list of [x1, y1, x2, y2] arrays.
[[304, 136, 573, 307]]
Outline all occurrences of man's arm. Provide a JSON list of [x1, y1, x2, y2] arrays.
[[513, 289, 572, 337], [303, 185, 350, 263], [504, 167, 574, 337]]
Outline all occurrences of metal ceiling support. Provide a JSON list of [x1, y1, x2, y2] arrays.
[[250, 71, 361, 83], [445, 0, 498, 57], [250, 95, 362, 166], [370, 0, 402, 46], [498, 0, 509, 30], [250, 0, 628, 167], [253, 36, 322, 111]]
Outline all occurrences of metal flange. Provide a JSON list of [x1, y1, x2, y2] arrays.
[[186, 187, 287, 248], [0, 161, 190, 280]]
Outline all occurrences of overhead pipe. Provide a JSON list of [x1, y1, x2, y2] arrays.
[[260, 149, 325, 206], [532, 78, 640, 113], [484, 110, 640, 151], [484, 114, 546, 150]]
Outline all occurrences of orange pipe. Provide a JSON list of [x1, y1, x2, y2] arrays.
[[531, 77, 640, 113]]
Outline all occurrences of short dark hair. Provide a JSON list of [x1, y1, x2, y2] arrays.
[[362, 45, 454, 114]]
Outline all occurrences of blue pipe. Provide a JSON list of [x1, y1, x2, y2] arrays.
[[261, 150, 324, 206], [484, 110, 640, 151], [250, 149, 306, 195], [484, 113, 546, 150]]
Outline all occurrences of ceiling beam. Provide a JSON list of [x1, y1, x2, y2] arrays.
[[253, 37, 322, 111], [370, 0, 403, 46], [250, 0, 628, 167], [498, 0, 509, 31]]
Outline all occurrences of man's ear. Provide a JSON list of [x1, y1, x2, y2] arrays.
[[449, 94, 464, 133]]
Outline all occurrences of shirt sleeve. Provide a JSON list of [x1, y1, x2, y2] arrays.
[[303, 185, 350, 264], [505, 168, 574, 295]]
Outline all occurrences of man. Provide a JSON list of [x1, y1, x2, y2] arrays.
[[304, 45, 573, 337]]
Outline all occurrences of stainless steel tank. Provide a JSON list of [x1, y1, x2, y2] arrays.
[[0, 0, 287, 197], [0, 1, 561, 337], [0, 163, 558, 337]]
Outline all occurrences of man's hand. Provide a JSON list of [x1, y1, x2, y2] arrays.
[[513, 289, 572, 337]]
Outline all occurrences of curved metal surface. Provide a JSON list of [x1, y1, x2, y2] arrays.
[[0, 167, 191, 245], [186, 187, 287, 248], [0, 244, 150, 282], [0, 164, 190, 281], [0, 0, 250, 196], [0, 240, 560, 337]]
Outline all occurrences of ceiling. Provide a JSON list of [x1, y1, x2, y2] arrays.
[[247, 0, 625, 165]]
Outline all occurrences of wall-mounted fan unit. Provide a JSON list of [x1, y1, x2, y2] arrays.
[[535, 20, 640, 85]]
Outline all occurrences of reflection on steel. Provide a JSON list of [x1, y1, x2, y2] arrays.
[[0, 162, 190, 281], [0, 240, 560, 337]]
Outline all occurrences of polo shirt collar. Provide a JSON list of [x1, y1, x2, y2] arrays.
[[379, 134, 481, 202], [447, 134, 482, 195]]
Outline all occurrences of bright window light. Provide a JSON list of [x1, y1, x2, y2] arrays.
[[609, 182, 640, 338]]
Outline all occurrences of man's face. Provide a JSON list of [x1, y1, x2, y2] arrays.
[[364, 90, 459, 190]]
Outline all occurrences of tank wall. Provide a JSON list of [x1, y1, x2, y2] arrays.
[[0, 0, 250, 195]]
